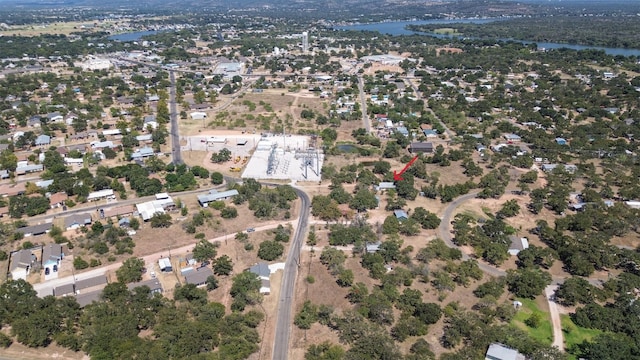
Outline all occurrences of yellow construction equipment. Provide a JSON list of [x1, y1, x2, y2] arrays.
[[234, 156, 241, 163], [242, 156, 249, 164], [230, 167, 242, 172]]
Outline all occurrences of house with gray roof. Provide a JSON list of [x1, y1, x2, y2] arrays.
[[75, 289, 103, 307], [10, 249, 36, 280], [15, 164, 43, 175], [16, 223, 52, 237], [127, 278, 163, 295], [75, 276, 107, 293], [130, 147, 155, 160], [184, 267, 214, 287], [249, 263, 271, 294], [485, 343, 525, 360], [54, 283, 75, 297], [197, 189, 239, 206], [64, 213, 92, 230], [35, 134, 51, 146], [42, 243, 63, 267]]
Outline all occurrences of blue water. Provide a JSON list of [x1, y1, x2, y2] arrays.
[[108, 30, 160, 42], [335, 19, 640, 57]]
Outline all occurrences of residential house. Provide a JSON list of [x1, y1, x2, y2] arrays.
[[54, 283, 75, 297], [10, 249, 35, 280], [127, 278, 163, 294], [130, 147, 155, 160], [75, 275, 108, 294], [35, 179, 54, 189], [376, 182, 396, 191], [366, 242, 382, 253], [64, 213, 92, 230], [396, 126, 409, 137], [409, 142, 433, 154], [15, 164, 43, 175], [555, 137, 568, 145], [42, 243, 63, 274], [143, 115, 158, 130], [47, 112, 63, 123], [503, 134, 521, 143], [249, 263, 271, 295], [508, 237, 529, 256], [90, 140, 115, 150], [485, 343, 525, 360], [87, 189, 115, 201], [35, 134, 51, 146], [27, 116, 41, 127], [422, 129, 438, 138], [16, 223, 52, 237], [49, 192, 68, 208], [0, 170, 9, 179], [0, 182, 26, 197], [394, 209, 409, 221], [75, 289, 103, 308], [100, 205, 135, 219], [136, 195, 175, 221], [184, 267, 214, 287], [197, 189, 240, 207]]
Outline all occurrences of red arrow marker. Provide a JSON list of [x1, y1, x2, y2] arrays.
[[393, 155, 419, 181]]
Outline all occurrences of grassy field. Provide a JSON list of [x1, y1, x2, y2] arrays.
[[433, 27, 462, 35], [511, 298, 553, 345], [561, 314, 602, 358]]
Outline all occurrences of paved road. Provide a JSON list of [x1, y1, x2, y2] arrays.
[[272, 187, 310, 360], [357, 75, 371, 132], [169, 70, 182, 164]]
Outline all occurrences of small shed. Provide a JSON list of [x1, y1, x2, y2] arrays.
[[159, 258, 172, 272]]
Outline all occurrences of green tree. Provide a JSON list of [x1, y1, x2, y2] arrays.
[[211, 171, 224, 184], [192, 239, 217, 262], [150, 213, 172, 228], [257, 240, 284, 261], [211, 148, 232, 163], [213, 255, 233, 276], [115, 257, 145, 283], [305, 341, 345, 360], [506, 268, 552, 299]]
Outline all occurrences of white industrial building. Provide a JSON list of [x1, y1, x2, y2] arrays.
[[79, 58, 113, 71]]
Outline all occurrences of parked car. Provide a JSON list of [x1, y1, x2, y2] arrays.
[[53, 265, 58, 272], [247, 228, 255, 233], [45, 268, 50, 275], [200, 260, 210, 267]]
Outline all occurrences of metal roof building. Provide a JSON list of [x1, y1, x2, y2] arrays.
[[197, 189, 239, 206]]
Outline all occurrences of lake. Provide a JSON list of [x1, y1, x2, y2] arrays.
[[108, 30, 160, 42], [335, 19, 640, 57]]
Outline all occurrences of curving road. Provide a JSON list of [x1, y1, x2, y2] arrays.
[[272, 187, 310, 360]]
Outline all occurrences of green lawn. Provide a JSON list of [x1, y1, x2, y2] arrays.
[[561, 314, 602, 358], [511, 298, 553, 345], [433, 27, 462, 35]]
